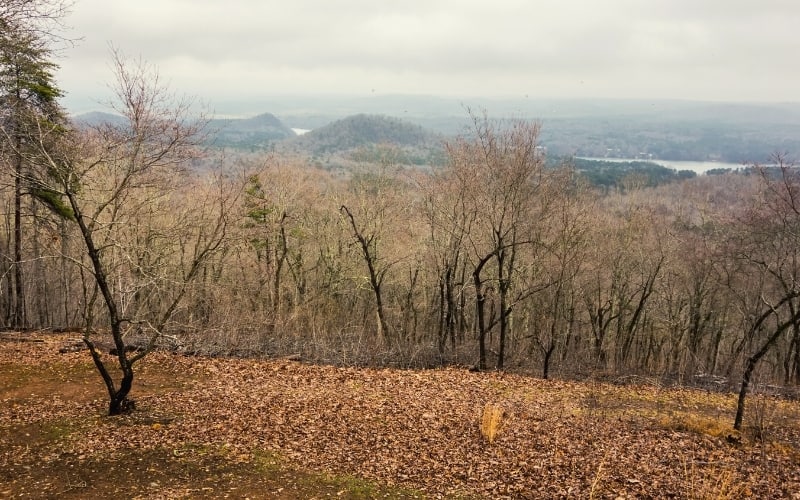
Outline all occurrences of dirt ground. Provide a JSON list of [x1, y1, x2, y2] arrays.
[[1, 332, 799, 499]]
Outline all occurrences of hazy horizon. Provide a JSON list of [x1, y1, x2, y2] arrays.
[[67, 94, 800, 124], [55, 0, 800, 114]]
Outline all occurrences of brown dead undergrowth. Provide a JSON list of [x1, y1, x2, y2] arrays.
[[1, 332, 799, 499]]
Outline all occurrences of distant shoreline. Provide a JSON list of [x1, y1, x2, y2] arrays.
[[578, 157, 747, 174]]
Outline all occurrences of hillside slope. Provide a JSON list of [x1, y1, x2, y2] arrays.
[[2, 332, 799, 498]]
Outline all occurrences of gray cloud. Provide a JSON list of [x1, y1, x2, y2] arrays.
[[56, 0, 800, 111]]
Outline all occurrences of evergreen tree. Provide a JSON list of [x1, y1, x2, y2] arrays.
[[0, 20, 67, 328]]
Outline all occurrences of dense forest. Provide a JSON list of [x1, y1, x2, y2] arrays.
[[2, 1, 799, 426]]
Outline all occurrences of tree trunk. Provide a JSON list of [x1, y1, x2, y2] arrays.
[[473, 254, 493, 371], [786, 323, 800, 384], [437, 276, 446, 354], [84, 335, 135, 416], [13, 134, 25, 330], [733, 307, 799, 430], [68, 192, 135, 415], [497, 261, 508, 370], [734, 355, 757, 431], [475, 274, 487, 371], [542, 344, 556, 380], [341, 205, 390, 343], [272, 216, 289, 325], [109, 369, 135, 416]]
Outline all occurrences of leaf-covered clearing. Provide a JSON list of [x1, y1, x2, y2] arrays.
[[1, 333, 799, 498]]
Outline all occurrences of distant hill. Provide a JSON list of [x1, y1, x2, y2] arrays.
[[208, 113, 296, 150], [72, 98, 800, 164], [280, 113, 445, 166], [71, 111, 127, 128], [286, 114, 436, 152], [260, 96, 800, 163], [72, 111, 296, 151]]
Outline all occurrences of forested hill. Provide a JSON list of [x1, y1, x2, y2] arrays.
[[282, 113, 440, 154], [72, 111, 297, 151], [72, 111, 445, 165], [279, 113, 445, 166], [208, 112, 296, 149]]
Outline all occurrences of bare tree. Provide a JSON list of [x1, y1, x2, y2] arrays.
[[526, 170, 591, 378], [444, 112, 548, 370], [244, 170, 292, 328], [420, 166, 474, 356], [340, 203, 390, 342], [28, 52, 233, 415], [723, 157, 800, 430], [240, 157, 345, 339], [0, 0, 72, 39]]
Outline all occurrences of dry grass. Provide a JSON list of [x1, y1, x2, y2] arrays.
[[658, 413, 741, 442], [683, 459, 748, 500], [479, 403, 504, 443]]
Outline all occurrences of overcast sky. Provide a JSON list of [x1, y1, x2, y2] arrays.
[[56, 0, 800, 112]]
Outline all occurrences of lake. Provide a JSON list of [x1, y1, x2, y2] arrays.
[[579, 158, 748, 174]]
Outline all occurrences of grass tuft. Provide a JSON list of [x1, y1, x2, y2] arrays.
[[658, 413, 739, 442], [480, 403, 504, 443], [683, 458, 748, 499]]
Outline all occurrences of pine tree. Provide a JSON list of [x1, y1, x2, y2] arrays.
[[0, 21, 67, 328]]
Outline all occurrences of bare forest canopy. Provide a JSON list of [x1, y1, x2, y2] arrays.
[[12, 104, 800, 389]]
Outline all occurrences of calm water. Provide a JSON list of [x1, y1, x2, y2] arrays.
[[580, 158, 748, 174]]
